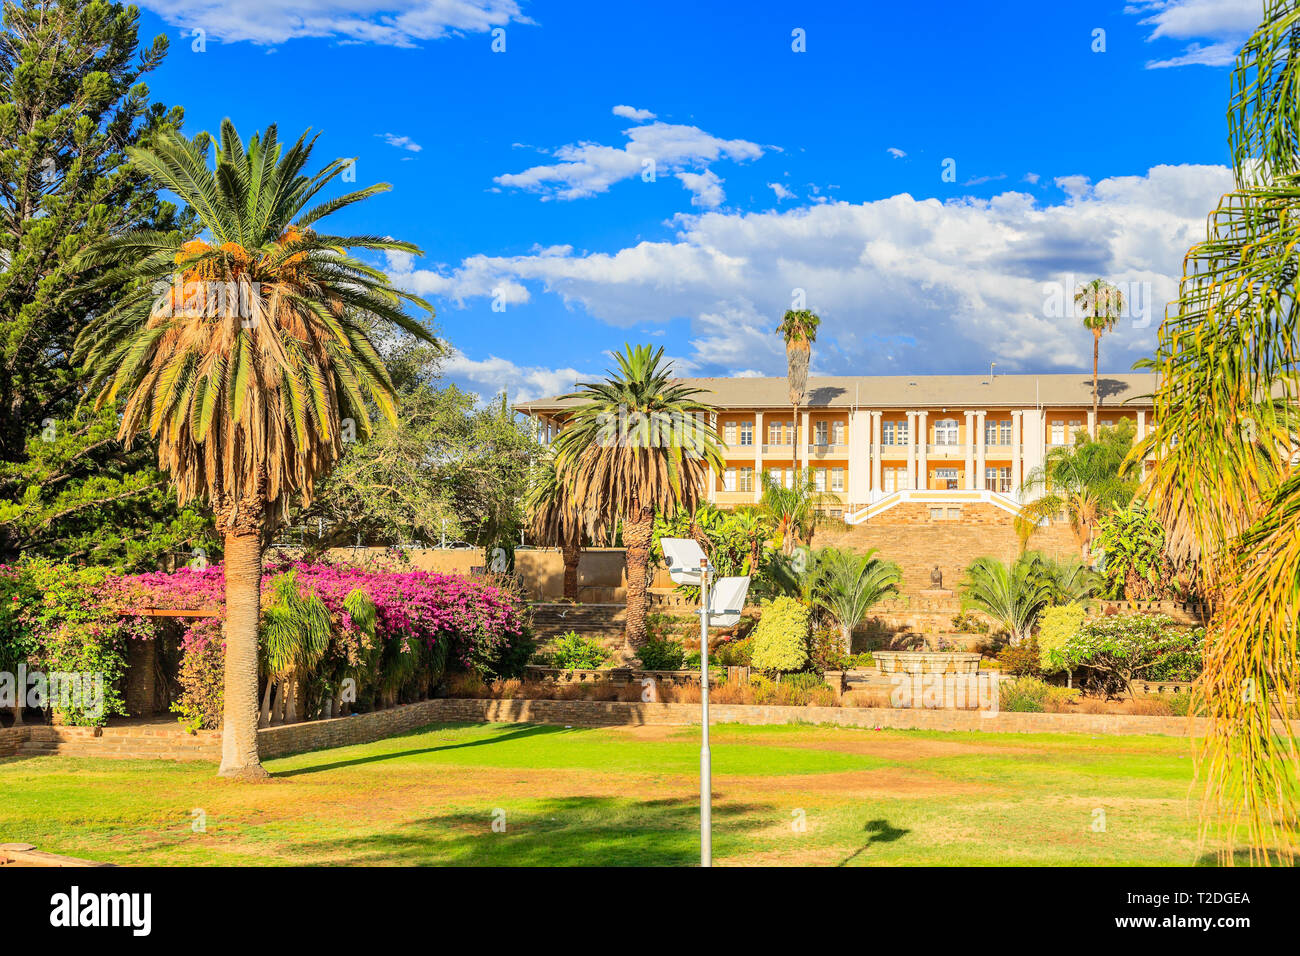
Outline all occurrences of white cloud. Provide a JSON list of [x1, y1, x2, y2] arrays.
[[394, 164, 1233, 378], [378, 133, 423, 152], [1128, 0, 1259, 69], [494, 117, 763, 203], [139, 0, 527, 46], [612, 105, 656, 122], [677, 169, 726, 209], [442, 350, 586, 405], [768, 182, 795, 202], [886, 147, 907, 159]]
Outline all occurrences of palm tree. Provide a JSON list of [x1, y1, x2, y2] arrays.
[[1138, 0, 1300, 863], [1016, 421, 1137, 559], [525, 457, 604, 600], [74, 121, 434, 778], [776, 309, 821, 467], [1075, 278, 1124, 437], [812, 547, 901, 652], [960, 555, 1052, 646], [552, 345, 723, 651], [1027, 551, 1100, 606], [759, 467, 826, 555]]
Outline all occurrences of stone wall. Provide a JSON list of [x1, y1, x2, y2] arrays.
[[818, 507, 1080, 596], [0, 726, 29, 757], [257, 699, 456, 758]]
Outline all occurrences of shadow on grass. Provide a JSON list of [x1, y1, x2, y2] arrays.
[[271, 723, 568, 778], [1194, 848, 1297, 867], [282, 794, 771, 866], [839, 818, 911, 866]]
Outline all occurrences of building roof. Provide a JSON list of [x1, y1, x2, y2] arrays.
[[513, 372, 1158, 414]]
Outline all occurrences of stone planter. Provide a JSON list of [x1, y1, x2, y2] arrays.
[[873, 651, 983, 675], [823, 670, 845, 695]]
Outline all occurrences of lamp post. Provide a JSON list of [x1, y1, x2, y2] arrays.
[[698, 556, 712, 867], [660, 538, 749, 868]]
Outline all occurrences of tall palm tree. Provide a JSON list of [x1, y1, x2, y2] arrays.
[[74, 121, 434, 778], [1138, 0, 1300, 863], [776, 309, 821, 469], [959, 555, 1052, 646], [1075, 278, 1125, 437], [1016, 421, 1137, 559], [552, 345, 723, 651], [525, 457, 604, 600], [812, 547, 901, 652]]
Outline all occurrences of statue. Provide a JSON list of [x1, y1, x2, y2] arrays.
[[930, 566, 943, 589]]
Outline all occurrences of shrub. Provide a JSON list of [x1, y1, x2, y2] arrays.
[[951, 611, 990, 634], [712, 634, 753, 667], [550, 631, 609, 670], [1049, 614, 1204, 696], [637, 635, 686, 670], [749, 597, 811, 674], [998, 637, 1042, 677], [172, 620, 224, 732], [1037, 603, 1087, 673], [1000, 676, 1050, 712], [845, 652, 875, 669], [808, 626, 847, 672]]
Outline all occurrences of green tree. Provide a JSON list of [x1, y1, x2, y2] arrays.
[[75, 120, 434, 778], [551, 344, 723, 651], [811, 547, 900, 652], [960, 555, 1052, 646], [776, 309, 820, 465], [1094, 505, 1168, 600], [1074, 278, 1125, 437], [1138, 0, 1300, 862], [0, 0, 205, 561], [749, 595, 810, 675], [759, 467, 826, 555], [1016, 419, 1137, 558]]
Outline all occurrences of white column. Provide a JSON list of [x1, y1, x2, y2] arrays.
[[706, 412, 717, 503], [1011, 411, 1023, 493], [1087, 408, 1097, 439], [916, 410, 929, 491], [905, 412, 917, 491], [800, 409, 810, 473], [753, 411, 764, 503], [1136, 409, 1145, 441], [871, 411, 883, 495], [963, 411, 976, 490], [976, 410, 987, 493]]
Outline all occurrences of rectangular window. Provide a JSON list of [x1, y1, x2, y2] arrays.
[[1000, 420, 1012, 444], [831, 467, 844, 492], [814, 468, 827, 492], [985, 466, 1012, 493], [785, 468, 794, 489], [738, 467, 754, 492], [929, 507, 944, 521], [724, 468, 736, 492], [935, 467, 959, 490], [767, 422, 781, 445], [897, 421, 909, 445], [947, 508, 962, 520], [767, 467, 781, 486], [739, 422, 753, 446], [1069, 419, 1082, 442], [832, 421, 845, 445], [814, 421, 829, 445], [985, 420, 999, 445], [882, 421, 895, 445], [1050, 421, 1065, 444], [934, 420, 959, 445], [724, 421, 737, 446]]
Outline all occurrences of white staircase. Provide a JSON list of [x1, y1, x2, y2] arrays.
[[845, 489, 1023, 525]]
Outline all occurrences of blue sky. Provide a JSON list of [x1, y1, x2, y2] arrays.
[[135, 0, 1263, 401]]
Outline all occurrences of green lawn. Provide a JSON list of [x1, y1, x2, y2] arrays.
[[0, 721, 1231, 865]]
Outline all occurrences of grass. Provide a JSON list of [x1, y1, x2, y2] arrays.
[[0, 720, 1238, 866]]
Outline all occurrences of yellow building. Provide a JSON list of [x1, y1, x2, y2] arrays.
[[515, 372, 1156, 526]]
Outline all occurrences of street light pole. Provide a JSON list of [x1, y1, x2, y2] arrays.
[[699, 556, 712, 868]]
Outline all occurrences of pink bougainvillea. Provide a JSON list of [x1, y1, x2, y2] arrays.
[[105, 559, 527, 669]]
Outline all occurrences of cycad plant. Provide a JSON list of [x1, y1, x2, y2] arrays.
[[960, 555, 1053, 646], [552, 345, 723, 650], [812, 547, 901, 652], [74, 121, 434, 777], [1136, 0, 1300, 863]]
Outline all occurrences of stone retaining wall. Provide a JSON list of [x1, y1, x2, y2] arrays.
[[0, 726, 30, 757]]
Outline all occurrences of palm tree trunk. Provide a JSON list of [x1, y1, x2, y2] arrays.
[[218, 528, 269, 779], [840, 623, 853, 655], [1092, 331, 1100, 438], [623, 503, 654, 652], [561, 542, 581, 600]]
